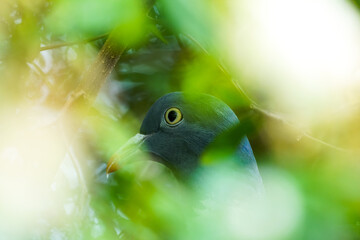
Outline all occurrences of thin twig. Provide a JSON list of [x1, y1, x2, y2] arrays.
[[27, 62, 54, 90], [250, 104, 352, 153], [58, 120, 90, 218], [302, 133, 352, 153], [40, 33, 109, 51], [184, 33, 354, 153], [0, 33, 109, 61]]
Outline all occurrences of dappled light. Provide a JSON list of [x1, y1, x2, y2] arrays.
[[0, 0, 360, 239]]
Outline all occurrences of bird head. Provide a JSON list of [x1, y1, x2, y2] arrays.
[[106, 92, 239, 178]]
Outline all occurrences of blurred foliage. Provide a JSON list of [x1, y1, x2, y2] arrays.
[[0, 0, 360, 239]]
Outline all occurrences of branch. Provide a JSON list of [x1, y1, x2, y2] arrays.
[[184, 33, 354, 153], [54, 1, 157, 152], [59, 28, 126, 138]]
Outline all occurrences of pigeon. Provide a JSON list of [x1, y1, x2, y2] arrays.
[[106, 92, 262, 191]]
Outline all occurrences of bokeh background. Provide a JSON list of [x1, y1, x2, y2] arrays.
[[1, 0, 360, 239]]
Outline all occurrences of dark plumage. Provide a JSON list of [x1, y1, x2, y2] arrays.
[[107, 92, 262, 187]]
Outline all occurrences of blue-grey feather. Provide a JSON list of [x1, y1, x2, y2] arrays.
[[139, 92, 262, 187]]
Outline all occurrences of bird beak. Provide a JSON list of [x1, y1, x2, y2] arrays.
[[106, 133, 147, 174]]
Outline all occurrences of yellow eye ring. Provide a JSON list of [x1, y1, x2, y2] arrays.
[[165, 107, 183, 125]]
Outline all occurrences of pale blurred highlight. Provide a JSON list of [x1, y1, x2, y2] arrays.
[[0, 106, 89, 238], [224, 0, 360, 125]]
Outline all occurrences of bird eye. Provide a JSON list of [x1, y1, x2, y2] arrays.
[[165, 107, 183, 125]]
